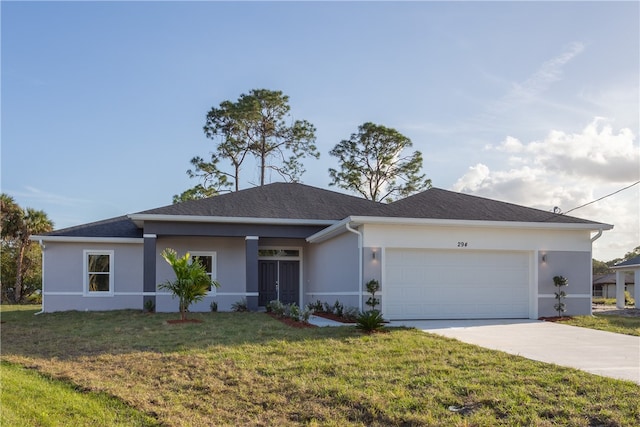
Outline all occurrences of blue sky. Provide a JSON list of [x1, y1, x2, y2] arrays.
[[2, 1, 638, 260]]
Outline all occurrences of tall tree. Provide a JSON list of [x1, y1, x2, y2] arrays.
[[177, 89, 319, 202], [328, 122, 431, 202], [173, 154, 231, 203], [1, 194, 53, 302]]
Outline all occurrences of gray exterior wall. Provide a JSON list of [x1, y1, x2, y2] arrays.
[[155, 236, 246, 312], [42, 241, 143, 312], [305, 232, 360, 309], [537, 250, 592, 317], [362, 247, 382, 310]]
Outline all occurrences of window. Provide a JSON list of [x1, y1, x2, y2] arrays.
[[84, 250, 114, 295], [190, 252, 217, 292], [258, 249, 300, 258]]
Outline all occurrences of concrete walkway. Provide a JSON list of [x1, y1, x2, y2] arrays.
[[389, 319, 640, 384], [308, 314, 351, 327]]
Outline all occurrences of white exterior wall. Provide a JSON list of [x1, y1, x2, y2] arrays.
[[42, 241, 143, 312], [305, 231, 360, 308], [155, 236, 246, 312], [361, 223, 594, 319]]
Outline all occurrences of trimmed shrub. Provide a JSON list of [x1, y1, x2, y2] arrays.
[[356, 310, 385, 333], [231, 298, 249, 312]]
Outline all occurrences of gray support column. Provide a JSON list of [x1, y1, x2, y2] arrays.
[[143, 234, 157, 309], [246, 236, 259, 311]]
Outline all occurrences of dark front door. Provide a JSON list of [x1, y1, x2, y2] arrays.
[[258, 260, 299, 306]]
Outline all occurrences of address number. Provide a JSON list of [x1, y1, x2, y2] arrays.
[[457, 242, 468, 247]]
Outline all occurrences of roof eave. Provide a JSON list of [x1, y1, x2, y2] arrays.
[[128, 214, 338, 228], [307, 216, 613, 243], [30, 235, 143, 244], [347, 216, 613, 230]]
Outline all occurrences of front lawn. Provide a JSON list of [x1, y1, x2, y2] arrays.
[[0, 361, 158, 426], [563, 314, 640, 336], [1, 306, 638, 426]]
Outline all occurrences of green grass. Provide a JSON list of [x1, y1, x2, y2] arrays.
[[1, 306, 639, 426], [563, 314, 640, 336], [0, 361, 158, 426]]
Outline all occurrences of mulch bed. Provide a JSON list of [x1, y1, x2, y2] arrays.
[[267, 312, 316, 328], [538, 316, 574, 322]]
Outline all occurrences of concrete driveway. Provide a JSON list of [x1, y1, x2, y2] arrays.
[[389, 319, 640, 384]]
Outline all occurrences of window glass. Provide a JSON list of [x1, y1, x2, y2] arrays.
[[258, 249, 300, 257], [190, 253, 216, 292], [85, 251, 112, 294]]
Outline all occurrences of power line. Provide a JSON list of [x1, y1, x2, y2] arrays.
[[562, 180, 640, 216]]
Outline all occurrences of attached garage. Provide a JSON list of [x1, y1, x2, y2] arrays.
[[384, 249, 530, 320]]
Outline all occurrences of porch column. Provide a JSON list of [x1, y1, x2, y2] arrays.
[[616, 270, 626, 308], [245, 236, 259, 311], [143, 234, 157, 309], [635, 270, 640, 308]]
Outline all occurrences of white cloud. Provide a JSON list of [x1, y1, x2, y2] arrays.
[[488, 42, 586, 115], [453, 118, 640, 260]]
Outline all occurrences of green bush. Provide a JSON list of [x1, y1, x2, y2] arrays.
[[332, 300, 344, 317], [307, 300, 324, 313], [286, 303, 301, 321], [343, 306, 360, 321], [231, 298, 248, 312], [210, 300, 218, 312], [625, 291, 635, 306], [356, 310, 385, 333], [143, 299, 155, 313]]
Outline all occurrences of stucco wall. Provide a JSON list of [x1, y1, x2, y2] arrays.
[[305, 232, 360, 309], [155, 236, 246, 312], [361, 223, 595, 319], [537, 250, 592, 317], [42, 241, 143, 312]]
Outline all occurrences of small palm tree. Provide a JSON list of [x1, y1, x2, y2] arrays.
[[1, 194, 53, 303], [159, 248, 219, 321]]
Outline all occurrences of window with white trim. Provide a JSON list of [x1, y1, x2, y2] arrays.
[[190, 251, 217, 293], [84, 250, 114, 295]]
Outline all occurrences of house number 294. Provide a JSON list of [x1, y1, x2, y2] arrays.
[[457, 242, 468, 247]]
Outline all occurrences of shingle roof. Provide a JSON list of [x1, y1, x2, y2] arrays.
[[136, 182, 384, 220], [613, 255, 640, 268], [45, 216, 142, 238], [383, 188, 602, 224], [593, 273, 635, 285], [41, 183, 608, 238]]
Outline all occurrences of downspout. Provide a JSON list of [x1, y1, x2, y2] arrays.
[[590, 229, 603, 242], [345, 221, 363, 312], [34, 240, 45, 315], [589, 229, 604, 316]]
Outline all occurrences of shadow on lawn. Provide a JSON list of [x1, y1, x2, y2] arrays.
[[0, 308, 370, 360]]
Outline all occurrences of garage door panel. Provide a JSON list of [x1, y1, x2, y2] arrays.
[[384, 249, 530, 320]]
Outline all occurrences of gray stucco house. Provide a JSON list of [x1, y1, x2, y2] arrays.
[[32, 183, 612, 319]]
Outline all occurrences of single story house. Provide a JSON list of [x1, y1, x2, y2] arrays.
[[593, 273, 635, 299], [32, 183, 613, 320], [611, 255, 640, 308]]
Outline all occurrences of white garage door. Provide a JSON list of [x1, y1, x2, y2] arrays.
[[384, 249, 530, 320]]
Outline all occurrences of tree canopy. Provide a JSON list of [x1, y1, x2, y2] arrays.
[[175, 89, 319, 202], [1, 194, 53, 302], [328, 122, 431, 202]]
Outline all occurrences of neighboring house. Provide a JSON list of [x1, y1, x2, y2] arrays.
[[593, 273, 635, 299], [32, 183, 612, 320], [610, 255, 640, 308]]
